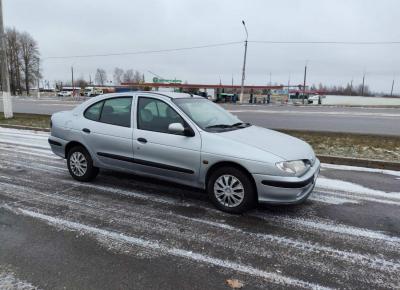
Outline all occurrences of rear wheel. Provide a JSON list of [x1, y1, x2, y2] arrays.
[[67, 146, 99, 182], [207, 167, 256, 214]]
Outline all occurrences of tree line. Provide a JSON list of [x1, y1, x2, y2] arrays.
[[94, 67, 145, 86], [310, 83, 372, 96], [0, 27, 40, 95]]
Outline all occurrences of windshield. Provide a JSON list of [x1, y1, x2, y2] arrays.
[[173, 98, 249, 131]]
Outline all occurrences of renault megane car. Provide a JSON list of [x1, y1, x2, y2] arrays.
[[48, 92, 320, 213]]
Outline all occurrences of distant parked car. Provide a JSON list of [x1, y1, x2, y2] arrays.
[[48, 92, 320, 213], [57, 91, 72, 97]]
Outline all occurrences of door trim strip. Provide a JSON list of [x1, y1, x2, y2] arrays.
[[97, 152, 194, 174]]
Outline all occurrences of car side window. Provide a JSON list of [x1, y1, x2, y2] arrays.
[[99, 97, 133, 127], [84, 101, 104, 121], [137, 97, 185, 134]]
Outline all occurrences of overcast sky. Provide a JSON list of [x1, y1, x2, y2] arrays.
[[5, 0, 400, 93]]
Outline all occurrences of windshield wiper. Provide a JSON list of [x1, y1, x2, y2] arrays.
[[205, 124, 232, 129], [206, 123, 251, 129], [231, 122, 250, 127]]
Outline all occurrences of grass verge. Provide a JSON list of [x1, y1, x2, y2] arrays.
[[0, 113, 50, 129], [0, 113, 399, 163], [278, 129, 400, 163]]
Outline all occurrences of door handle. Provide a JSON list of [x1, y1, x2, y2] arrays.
[[82, 128, 91, 133], [137, 137, 147, 143]]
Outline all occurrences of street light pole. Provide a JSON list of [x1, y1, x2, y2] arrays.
[[37, 58, 40, 99], [302, 63, 307, 104], [239, 20, 248, 104], [0, 0, 13, 118]]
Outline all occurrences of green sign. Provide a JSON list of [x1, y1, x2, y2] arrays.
[[153, 77, 182, 84]]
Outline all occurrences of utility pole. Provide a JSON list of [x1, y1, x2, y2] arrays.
[[390, 78, 395, 97], [269, 72, 272, 86], [37, 59, 40, 99], [361, 73, 365, 96], [239, 20, 248, 104], [0, 0, 12, 118], [71, 66, 74, 97], [350, 79, 353, 96], [302, 64, 307, 104], [287, 74, 291, 102]]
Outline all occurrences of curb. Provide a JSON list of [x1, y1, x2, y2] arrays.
[[318, 155, 400, 171]]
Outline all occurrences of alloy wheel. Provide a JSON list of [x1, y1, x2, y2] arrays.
[[213, 175, 245, 207]]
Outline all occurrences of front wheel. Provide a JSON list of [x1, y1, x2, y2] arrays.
[[207, 167, 256, 214], [67, 146, 99, 182]]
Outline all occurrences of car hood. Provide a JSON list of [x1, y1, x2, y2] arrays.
[[219, 125, 315, 161]]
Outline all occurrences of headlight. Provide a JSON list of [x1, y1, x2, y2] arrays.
[[276, 160, 307, 175]]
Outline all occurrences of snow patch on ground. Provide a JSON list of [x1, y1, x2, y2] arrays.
[[316, 177, 400, 200], [0, 271, 39, 290], [13, 207, 330, 290], [310, 194, 358, 205]]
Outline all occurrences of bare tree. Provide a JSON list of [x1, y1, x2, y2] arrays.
[[122, 69, 134, 83], [19, 31, 40, 95], [113, 67, 124, 85], [5, 28, 22, 95], [75, 77, 88, 89], [0, 28, 41, 95], [95, 68, 107, 85], [133, 70, 142, 83]]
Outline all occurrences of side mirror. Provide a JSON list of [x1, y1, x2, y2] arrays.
[[168, 123, 185, 134], [168, 123, 195, 137]]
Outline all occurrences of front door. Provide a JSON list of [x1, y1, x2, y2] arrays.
[[133, 96, 201, 186]]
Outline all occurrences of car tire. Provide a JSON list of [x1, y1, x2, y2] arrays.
[[207, 167, 256, 214], [67, 146, 99, 182]]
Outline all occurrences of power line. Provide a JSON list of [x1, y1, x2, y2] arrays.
[[43, 41, 243, 60], [42, 39, 400, 61], [250, 40, 400, 45]]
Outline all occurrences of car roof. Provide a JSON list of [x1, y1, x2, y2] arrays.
[[136, 91, 203, 99]]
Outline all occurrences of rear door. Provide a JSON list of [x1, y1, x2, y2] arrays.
[[80, 96, 134, 169]]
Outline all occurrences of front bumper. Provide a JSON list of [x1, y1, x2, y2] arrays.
[[253, 158, 320, 204]]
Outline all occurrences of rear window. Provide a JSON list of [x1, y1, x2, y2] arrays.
[[84, 101, 104, 121], [99, 97, 132, 127]]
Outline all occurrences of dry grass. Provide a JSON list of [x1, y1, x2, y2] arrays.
[[279, 130, 400, 162], [0, 113, 50, 129]]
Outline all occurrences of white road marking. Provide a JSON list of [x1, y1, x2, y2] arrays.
[[227, 109, 400, 118]]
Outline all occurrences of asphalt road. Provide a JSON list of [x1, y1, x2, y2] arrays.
[[1, 97, 400, 135], [0, 127, 399, 289]]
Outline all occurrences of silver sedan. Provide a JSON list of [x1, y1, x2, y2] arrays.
[[49, 92, 320, 213]]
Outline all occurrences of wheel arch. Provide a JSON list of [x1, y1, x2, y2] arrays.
[[205, 161, 257, 197], [65, 141, 90, 158]]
